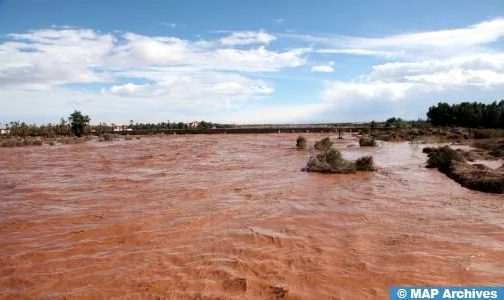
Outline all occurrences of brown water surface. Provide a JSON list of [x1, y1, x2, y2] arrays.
[[0, 134, 503, 299]]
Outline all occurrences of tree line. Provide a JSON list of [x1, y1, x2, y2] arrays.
[[2, 111, 232, 137], [427, 101, 504, 128]]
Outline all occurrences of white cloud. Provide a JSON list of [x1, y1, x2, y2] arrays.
[[108, 32, 305, 72], [369, 53, 504, 86], [317, 48, 402, 58], [289, 18, 504, 58], [320, 52, 504, 117], [0, 28, 305, 100], [311, 64, 334, 73], [359, 18, 504, 48], [0, 29, 115, 90], [104, 70, 274, 106], [219, 30, 277, 46], [322, 81, 415, 102], [318, 19, 504, 107]]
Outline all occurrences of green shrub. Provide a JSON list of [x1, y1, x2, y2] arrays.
[[99, 133, 116, 142], [355, 156, 374, 171], [306, 149, 375, 174], [424, 145, 504, 194], [359, 136, 377, 147], [0, 138, 43, 147], [0, 140, 13, 147], [472, 140, 504, 158], [314, 137, 333, 151], [57, 137, 84, 144], [307, 149, 356, 174], [296, 136, 308, 149], [424, 146, 463, 172]]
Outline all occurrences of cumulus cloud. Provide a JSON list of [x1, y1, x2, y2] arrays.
[[316, 19, 504, 113], [0, 29, 115, 90], [219, 30, 277, 46], [0, 28, 304, 90], [322, 53, 504, 104], [311, 64, 334, 73], [368, 54, 504, 86], [104, 70, 274, 107], [111, 34, 306, 72], [0, 27, 305, 111]]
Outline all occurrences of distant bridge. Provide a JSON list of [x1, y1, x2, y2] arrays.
[[115, 125, 391, 136]]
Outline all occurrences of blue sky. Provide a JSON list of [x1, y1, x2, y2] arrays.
[[1, 0, 504, 124]]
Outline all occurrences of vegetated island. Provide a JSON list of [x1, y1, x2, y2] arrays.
[[423, 146, 504, 194], [300, 137, 375, 174]]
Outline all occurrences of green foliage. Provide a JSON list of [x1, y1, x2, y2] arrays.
[[99, 133, 117, 142], [424, 146, 463, 172], [355, 156, 374, 171], [472, 140, 504, 158], [427, 101, 504, 128], [359, 136, 377, 147], [423, 145, 504, 194], [473, 128, 504, 139], [385, 117, 407, 128], [296, 136, 308, 149], [306, 149, 375, 174], [307, 149, 356, 173], [57, 136, 84, 144], [0, 137, 43, 147], [314, 137, 333, 151], [69, 110, 90, 137]]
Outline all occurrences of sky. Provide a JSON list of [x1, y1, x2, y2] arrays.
[[1, 0, 504, 125]]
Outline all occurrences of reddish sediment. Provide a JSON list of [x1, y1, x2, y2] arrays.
[[0, 134, 503, 299]]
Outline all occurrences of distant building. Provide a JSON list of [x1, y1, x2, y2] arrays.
[[0, 129, 10, 135], [112, 126, 133, 132]]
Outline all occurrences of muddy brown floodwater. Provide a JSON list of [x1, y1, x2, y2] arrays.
[[0, 133, 503, 299]]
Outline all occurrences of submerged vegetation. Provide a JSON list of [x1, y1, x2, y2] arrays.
[[359, 136, 377, 147], [314, 137, 333, 151], [0, 137, 43, 147], [99, 133, 118, 142], [472, 139, 504, 158], [423, 146, 504, 194], [296, 136, 308, 150], [305, 149, 375, 174], [306, 149, 356, 173], [355, 156, 374, 171], [304, 137, 376, 174]]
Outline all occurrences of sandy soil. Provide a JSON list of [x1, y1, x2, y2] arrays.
[[0, 133, 503, 299]]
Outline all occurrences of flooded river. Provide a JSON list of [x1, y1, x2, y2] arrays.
[[0, 133, 503, 299]]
